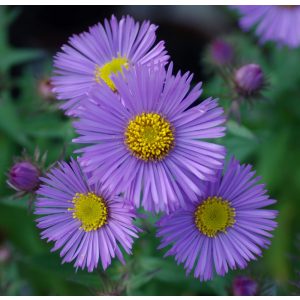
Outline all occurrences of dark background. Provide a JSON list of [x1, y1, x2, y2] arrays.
[[10, 6, 234, 81]]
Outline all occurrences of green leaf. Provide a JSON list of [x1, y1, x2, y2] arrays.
[[21, 253, 103, 289], [0, 7, 21, 52], [260, 280, 278, 296], [0, 49, 43, 72], [256, 130, 289, 191], [223, 136, 258, 162], [0, 196, 30, 209], [227, 120, 256, 140], [67, 273, 103, 289], [0, 200, 44, 255], [23, 116, 74, 139], [0, 93, 31, 148], [127, 269, 160, 291], [207, 275, 230, 296], [0, 136, 16, 194], [138, 257, 189, 284]]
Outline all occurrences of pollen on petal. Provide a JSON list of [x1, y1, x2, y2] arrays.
[[95, 56, 129, 91]]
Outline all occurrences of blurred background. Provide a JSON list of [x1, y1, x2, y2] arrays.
[[0, 5, 299, 296]]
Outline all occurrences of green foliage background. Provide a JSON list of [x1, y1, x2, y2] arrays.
[[0, 6, 299, 296]]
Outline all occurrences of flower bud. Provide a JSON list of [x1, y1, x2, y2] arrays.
[[210, 39, 233, 65], [38, 78, 55, 101], [0, 244, 11, 264], [8, 161, 41, 192], [234, 64, 264, 96], [233, 276, 258, 296]]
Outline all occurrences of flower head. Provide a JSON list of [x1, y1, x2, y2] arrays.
[[210, 39, 234, 65], [157, 157, 277, 281], [52, 15, 169, 114], [8, 161, 41, 192], [73, 63, 226, 213], [0, 244, 11, 264], [234, 64, 265, 96], [233, 276, 258, 296], [232, 5, 300, 48], [34, 158, 140, 272]]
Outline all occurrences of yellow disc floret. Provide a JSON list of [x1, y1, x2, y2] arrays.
[[95, 56, 129, 91], [69, 192, 108, 232], [124, 113, 175, 161], [194, 196, 235, 237]]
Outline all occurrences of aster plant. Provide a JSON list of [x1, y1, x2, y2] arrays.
[[35, 158, 140, 272], [0, 7, 288, 295], [73, 63, 226, 213], [30, 11, 280, 290], [52, 15, 169, 114], [156, 158, 277, 281]]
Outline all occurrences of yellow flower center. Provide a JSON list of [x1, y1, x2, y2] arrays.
[[194, 196, 235, 237], [124, 113, 175, 161], [94, 56, 129, 91], [69, 192, 108, 232]]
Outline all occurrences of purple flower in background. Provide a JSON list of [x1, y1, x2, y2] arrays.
[[233, 276, 258, 296], [38, 78, 55, 101], [35, 158, 140, 272], [73, 63, 226, 213], [157, 157, 277, 281], [52, 15, 169, 114], [0, 244, 11, 264], [8, 161, 41, 192], [232, 5, 300, 48], [210, 39, 233, 65], [234, 63, 265, 96]]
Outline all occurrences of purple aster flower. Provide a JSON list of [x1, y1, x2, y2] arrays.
[[7, 161, 41, 192], [232, 5, 300, 48], [52, 15, 169, 114], [210, 39, 234, 65], [0, 244, 11, 264], [233, 276, 258, 296], [34, 158, 140, 272], [73, 63, 226, 213], [156, 157, 278, 281]]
